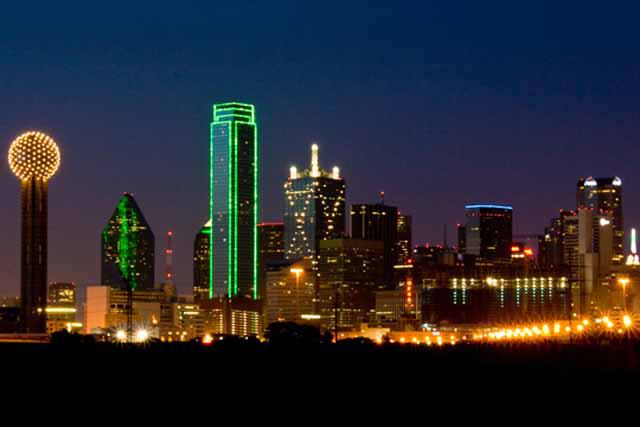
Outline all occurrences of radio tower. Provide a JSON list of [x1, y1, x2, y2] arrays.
[[165, 231, 174, 285]]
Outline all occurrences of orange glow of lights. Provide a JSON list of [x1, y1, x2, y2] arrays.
[[8, 131, 61, 181]]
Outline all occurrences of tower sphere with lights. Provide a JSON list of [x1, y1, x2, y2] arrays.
[[8, 131, 61, 181], [7, 131, 61, 333]]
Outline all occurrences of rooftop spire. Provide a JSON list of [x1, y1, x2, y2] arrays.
[[310, 143, 320, 177]]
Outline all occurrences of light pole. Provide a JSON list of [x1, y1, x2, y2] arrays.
[[618, 277, 630, 312], [290, 268, 303, 321]]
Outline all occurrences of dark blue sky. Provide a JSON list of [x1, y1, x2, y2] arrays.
[[1, 1, 640, 296]]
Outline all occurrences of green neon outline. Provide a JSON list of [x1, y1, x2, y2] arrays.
[[211, 102, 257, 300], [253, 119, 258, 300], [228, 120, 233, 297], [209, 114, 215, 299], [233, 120, 239, 297]]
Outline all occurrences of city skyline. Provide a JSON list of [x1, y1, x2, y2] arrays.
[[3, 2, 640, 297]]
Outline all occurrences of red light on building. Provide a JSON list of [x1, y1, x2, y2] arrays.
[[524, 248, 534, 257], [511, 246, 521, 253]]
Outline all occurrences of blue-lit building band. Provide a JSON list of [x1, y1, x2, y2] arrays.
[[464, 204, 513, 261]]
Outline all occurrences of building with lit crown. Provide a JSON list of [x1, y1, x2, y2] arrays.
[[284, 144, 346, 261], [577, 176, 624, 264], [8, 131, 61, 333], [209, 102, 258, 300]]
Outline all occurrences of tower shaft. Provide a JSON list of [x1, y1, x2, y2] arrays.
[[20, 177, 48, 333]]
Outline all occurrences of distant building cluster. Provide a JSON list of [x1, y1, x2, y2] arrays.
[[4, 105, 638, 342]]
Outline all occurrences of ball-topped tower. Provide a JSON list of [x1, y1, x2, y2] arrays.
[[8, 131, 61, 333]]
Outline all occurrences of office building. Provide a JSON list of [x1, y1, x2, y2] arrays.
[[264, 258, 316, 325], [193, 219, 211, 301], [396, 214, 413, 264], [562, 209, 614, 314], [46, 282, 77, 333], [577, 177, 624, 264], [258, 222, 285, 300], [284, 144, 346, 260], [351, 201, 398, 288], [317, 239, 384, 331], [463, 204, 513, 262], [101, 193, 155, 291], [209, 102, 258, 299], [422, 276, 570, 325], [8, 131, 61, 333]]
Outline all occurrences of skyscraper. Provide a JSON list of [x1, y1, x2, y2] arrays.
[[562, 208, 614, 313], [538, 210, 573, 270], [193, 219, 211, 302], [317, 239, 384, 331], [101, 193, 155, 290], [209, 102, 258, 299], [258, 222, 285, 300], [577, 176, 624, 264], [284, 144, 346, 260], [350, 201, 398, 287], [8, 131, 61, 333], [463, 204, 513, 262], [396, 214, 413, 264]]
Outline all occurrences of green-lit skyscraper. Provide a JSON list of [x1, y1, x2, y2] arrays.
[[101, 193, 155, 290], [209, 103, 258, 299]]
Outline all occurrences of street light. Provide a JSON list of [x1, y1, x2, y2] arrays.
[[290, 268, 304, 321], [618, 277, 630, 311]]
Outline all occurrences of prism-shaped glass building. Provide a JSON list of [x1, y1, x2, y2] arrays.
[[101, 193, 155, 290]]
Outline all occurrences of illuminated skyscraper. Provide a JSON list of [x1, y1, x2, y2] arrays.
[[193, 219, 211, 302], [101, 193, 155, 290], [209, 103, 258, 299], [8, 131, 61, 333], [284, 144, 346, 260], [577, 177, 624, 264], [463, 204, 513, 261]]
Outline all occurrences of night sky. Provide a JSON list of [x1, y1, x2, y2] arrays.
[[1, 1, 640, 296]]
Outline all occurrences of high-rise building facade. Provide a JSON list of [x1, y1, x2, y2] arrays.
[[8, 131, 61, 333], [193, 220, 211, 302], [562, 209, 614, 314], [101, 193, 155, 290], [264, 258, 316, 325], [317, 239, 384, 331], [538, 210, 573, 270], [396, 214, 413, 264], [209, 103, 258, 299], [284, 144, 346, 261], [258, 222, 285, 300], [463, 204, 513, 262], [577, 177, 624, 264], [350, 202, 398, 287]]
